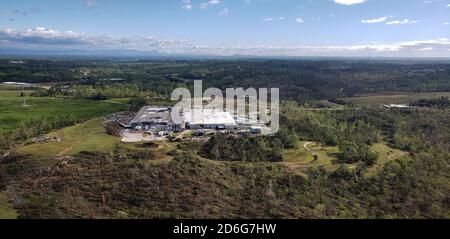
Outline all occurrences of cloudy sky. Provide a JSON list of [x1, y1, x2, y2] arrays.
[[0, 0, 450, 57]]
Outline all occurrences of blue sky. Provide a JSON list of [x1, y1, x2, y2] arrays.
[[0, 0, 450, 57]]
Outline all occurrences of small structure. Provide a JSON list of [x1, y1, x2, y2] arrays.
[[383, 104, 411, 109], [158, 131, 170, 136], [8, 60, 25, 64], [2, 82, 33, 87], [250, 126, 262, 134], [34, 136, 62, 143], [192, 129, 207, 136]]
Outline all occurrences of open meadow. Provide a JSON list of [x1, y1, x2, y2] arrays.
[[282, 141, 408, 175], [17, 118, 118, 157], [0, 88, 128, 131], [339, 92, 450, 106]]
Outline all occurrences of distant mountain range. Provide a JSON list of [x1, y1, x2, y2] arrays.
[[0, 48, 253, 60], [1, 48, 450, 61]]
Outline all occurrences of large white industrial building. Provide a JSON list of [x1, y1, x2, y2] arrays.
[[183, 109, 237, 130]]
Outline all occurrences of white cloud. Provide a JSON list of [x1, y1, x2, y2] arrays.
[[0, 27, 193, 52], [219, 8, 229, 16], [386, 19, 419, 25], [182, 4, 193, 10], [295, 17, 304, 23], [200, 0, 220, 9], [1, 27, 450, 57], [262, 17, 286, 22], [85, 0, 96, 7], [424, 0, 444, 4], [334, 0, 367, 5], [30, 7, 40, 12], [182, 0, 193, 10], [418, 47, 433, 51], [362, 16, 389, 24]]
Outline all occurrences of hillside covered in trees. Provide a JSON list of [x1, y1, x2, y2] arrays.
[[0, 58, 449, 219]]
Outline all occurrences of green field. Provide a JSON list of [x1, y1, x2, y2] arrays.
[[0, 90, 128, 131], [282, 141, 340, 171], [17, 117, 179, 163], [0, 192, 18, 219], [339, 92, 450, 106], [282, 141, 408, 174], [17, 118, 118, 157], [365, 143, 409, 176]]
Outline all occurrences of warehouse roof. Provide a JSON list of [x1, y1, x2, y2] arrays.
[[183, 109, 237, 126]]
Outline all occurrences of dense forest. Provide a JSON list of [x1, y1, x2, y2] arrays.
[[2, 58, 450, 102], [1, 103, 448, 219]]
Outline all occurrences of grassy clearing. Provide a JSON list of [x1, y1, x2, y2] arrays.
[[305, 100, 346, 110], [0, 90, 127, 131], [17, 118, 118, 157], [282, 141, 340, 171], [339, 92, 450, 106], [282, 140, 408, 174], [0, 90, 34, 97], [16, 117, 177, 161], [282, 141, 313, 163], [366, 143, 409, 176], [117, 140, 177, 162], [0, 192, 18, 219]]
